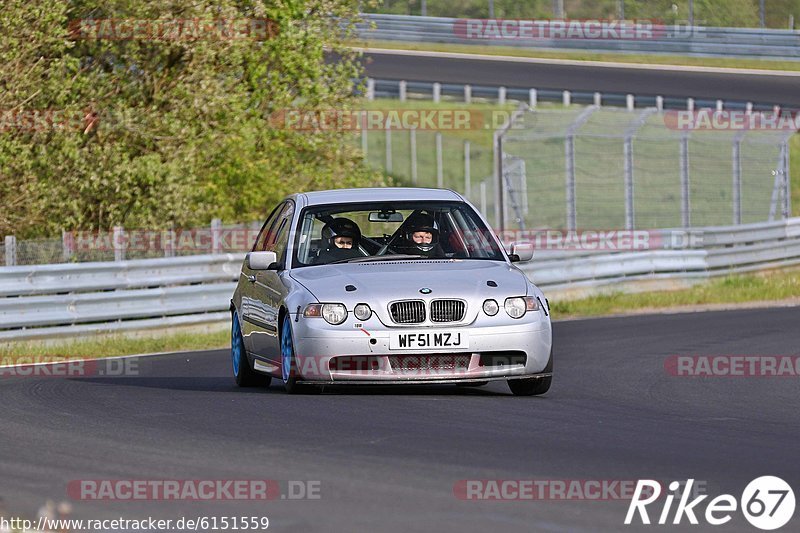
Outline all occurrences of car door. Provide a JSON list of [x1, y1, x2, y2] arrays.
[[247, 201, 295, 361], [240, 202, 284, 356]]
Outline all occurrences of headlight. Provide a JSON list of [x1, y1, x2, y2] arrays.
[[321, 303, 348, 325], [354, 303, 372, 321], [482, 299, 499, 316], [504, 296, 539, 319]]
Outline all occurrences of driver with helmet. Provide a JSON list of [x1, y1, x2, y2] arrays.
[[314, 217, 363, 264], [396, 213, 445, 258]]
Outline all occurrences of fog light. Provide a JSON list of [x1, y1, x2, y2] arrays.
[[354, 303, 372, 321], [482, 299, 499, 316]]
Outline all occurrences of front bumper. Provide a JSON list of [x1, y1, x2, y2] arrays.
[[288, 312, 552, 383]]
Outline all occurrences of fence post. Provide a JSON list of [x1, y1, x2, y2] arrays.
[[624, 135, 635, 229], [565, 135, 577, 231], [464, 84, 472, 104], [464, 140, 471, 198], [432, 82, 441, 103], [62, 229, 74, 262], [436, 132, 443, 188], [211, 219, 222, 255], [783, 141, 791, 219], [164, 228, 175, 258], [480, 181, 487, 217], [366, 78, 375, 101], [385, 124, 393, 174], [410, 128, 418, 185], [4, 236, 16, 267], [113, 226, 125, 261], [680, 134, 691, 227], [732, 133, 744, 225], [399, 80, 407, 102], [361, 111, 368, 162]]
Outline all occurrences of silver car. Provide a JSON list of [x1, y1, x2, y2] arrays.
[[230, 188, 552, 395]]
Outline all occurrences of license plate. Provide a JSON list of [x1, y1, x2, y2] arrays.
[[389, 331, 469, 350]]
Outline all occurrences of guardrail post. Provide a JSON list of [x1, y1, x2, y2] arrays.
[[366, 78, 375, 101], [385, 124, 393, 174], [626, 94, 635, 111], [746, 102, 753, 114], [398, 80, 407, 102], [716, 99, 724, 111], [680, 134, 691, 227], [562, 90, 571, 107], [409, 127, 418, 185], [593, 92, 602, 107], [529, 89, 537, 108], [211, 219, 222, 255], [4, 236, 16, 266], [435, 132, 443, 188], [498, 86, 506, 105], [687, 97, 695, 111], [113, 226, 125, 261], [62, 230, 74, 262], [464, 140, 471, 198], [432, 82, 441, 103], [656, 96, 664, 111], [464, 84, 472, 104]]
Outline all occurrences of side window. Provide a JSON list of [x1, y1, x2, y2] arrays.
[[266, 201, 295, 266], [252, 202, 285, 252]]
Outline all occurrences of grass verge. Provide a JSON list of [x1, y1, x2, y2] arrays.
[[552, 268, 800, 319], [0, 327, 229, 363], [352, 40, 800, 73]]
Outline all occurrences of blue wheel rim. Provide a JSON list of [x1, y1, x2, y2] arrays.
[[231, 312, 242, 377], [281, 319, 292, 383]]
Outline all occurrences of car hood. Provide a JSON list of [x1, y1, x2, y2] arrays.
[[289, 259, 529, 324]]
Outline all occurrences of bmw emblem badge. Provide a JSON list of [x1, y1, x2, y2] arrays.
[[419, 288, 432, 294]]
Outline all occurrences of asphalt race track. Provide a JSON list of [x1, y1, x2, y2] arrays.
[[1, 307, 798, 532], [361, 50, 800, 108]]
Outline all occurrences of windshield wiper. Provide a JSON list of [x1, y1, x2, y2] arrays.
[[329, 254, 425, 264]]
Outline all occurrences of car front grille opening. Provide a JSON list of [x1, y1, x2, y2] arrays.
[[478, 352, 527, 367], [430, 299, 466, 323], [390, 300, 426, 324], [329, 355, 382, 372], [389, 354, 471, 373]]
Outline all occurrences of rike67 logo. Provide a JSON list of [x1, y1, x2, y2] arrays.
[[625, 477, 795, 530]]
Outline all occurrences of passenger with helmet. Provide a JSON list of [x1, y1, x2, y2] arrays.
[[396, 213, 445, 258], [314, 217, 363, 264]]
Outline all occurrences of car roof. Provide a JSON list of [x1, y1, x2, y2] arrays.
[[296, 187, 463, 207]]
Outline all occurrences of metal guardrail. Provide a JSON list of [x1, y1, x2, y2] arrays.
[[357, 14, 800, 60], [2, 219, 800, 341]]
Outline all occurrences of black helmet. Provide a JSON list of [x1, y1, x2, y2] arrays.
[[321, 217, 361, 249], [404, 214, 439, 254]]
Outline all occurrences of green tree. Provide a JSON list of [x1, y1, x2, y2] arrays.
[[0, 0, 384, 238]]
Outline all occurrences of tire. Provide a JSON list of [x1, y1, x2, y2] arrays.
[[231, 310, 271, 387], [508, 347, 552, 397], [280, 317, 320, 395]]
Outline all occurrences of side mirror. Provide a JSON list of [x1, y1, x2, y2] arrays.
[[247, 251, 278, 270], [507, 242, 534, 263]]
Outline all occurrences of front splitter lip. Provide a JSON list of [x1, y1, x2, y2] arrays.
[[295, 372, 552, 386]]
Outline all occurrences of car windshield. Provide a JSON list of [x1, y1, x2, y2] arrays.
[[292, 201, 505, 268]]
